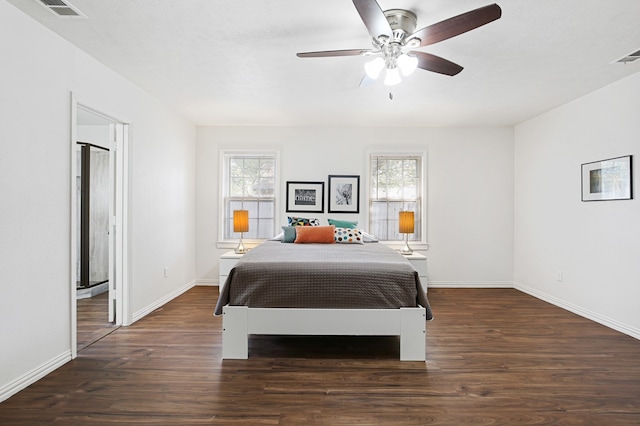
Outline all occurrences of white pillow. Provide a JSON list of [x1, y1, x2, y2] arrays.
[[359, 230, 378, 242], [268, 231, 284, 241]]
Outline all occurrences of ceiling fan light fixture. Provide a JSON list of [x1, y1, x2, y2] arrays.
[[296, 1, 503, 86], [397, 54, 418, 76], [364, 57, 385, 79], [384, 67, 401, 86]]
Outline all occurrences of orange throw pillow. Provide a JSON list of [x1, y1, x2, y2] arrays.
[[294, 225, 336, 244]]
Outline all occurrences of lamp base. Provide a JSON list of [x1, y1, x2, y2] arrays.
[[399, 234, 413, 255], [235, 234, 248, 254]]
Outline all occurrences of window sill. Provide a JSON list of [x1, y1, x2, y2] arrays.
[[382, 242, 429, 251], [217, 239, 267, 250]]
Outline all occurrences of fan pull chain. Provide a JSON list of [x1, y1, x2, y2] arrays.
[[389, 92, 393, 100]]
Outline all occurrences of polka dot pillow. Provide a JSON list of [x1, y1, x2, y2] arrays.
[[334, 227, 364, 244]]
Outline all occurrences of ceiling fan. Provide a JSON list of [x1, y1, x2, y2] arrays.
[[296, 0, 502, 86]]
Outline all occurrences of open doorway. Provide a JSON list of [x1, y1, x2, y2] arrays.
[[71, 101, 128, 356], [76, 141, 115, 350]]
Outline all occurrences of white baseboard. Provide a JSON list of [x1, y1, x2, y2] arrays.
[[427, 281, 514, 289], [130, 280, 196, 325], [196, 279, 218, 287], [196, 280, 515, 289], [0, 350, 71, 403], [514, 281, 640, 341]]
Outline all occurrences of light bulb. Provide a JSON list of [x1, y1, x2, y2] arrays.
[[364, 57, 385, 79], [384, 67, 401, 86], [397, 54, 418, 76]]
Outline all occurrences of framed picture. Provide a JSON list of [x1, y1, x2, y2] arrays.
[[286, 181, 324, 213], [328, 175, 360, 213], [581, 155, 633, 201]]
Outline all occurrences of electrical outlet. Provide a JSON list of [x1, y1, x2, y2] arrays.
[[164, 267, 169, 278], [556, 270, 563, 282]]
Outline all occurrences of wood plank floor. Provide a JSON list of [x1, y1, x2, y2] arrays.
[[77, 292, 119, 351], [1, 287, 639, 425]]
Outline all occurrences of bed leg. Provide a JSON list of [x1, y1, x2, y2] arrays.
[[400, 308, 426, 361], [222, 306, 248, 359]]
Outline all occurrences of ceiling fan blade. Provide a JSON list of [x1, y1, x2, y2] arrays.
[[352, 0, 392, 39], [413, 51, 463, 76], [297, 49, 371, 58], [410, 3, 502, 47]]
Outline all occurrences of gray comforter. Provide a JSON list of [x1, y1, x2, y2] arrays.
[[214, 241, 432, 319]]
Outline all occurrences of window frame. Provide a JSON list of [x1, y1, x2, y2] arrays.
[[218, 150, 280, 247], [366, 150, 428, 247]]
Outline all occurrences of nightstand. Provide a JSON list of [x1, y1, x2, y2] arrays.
[[403, 252, 428, 292], [219, 251, 244, 289]]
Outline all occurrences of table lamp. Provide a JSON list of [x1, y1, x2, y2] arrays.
[[399, 210, 414, 255], [233, 209, 249, 254]]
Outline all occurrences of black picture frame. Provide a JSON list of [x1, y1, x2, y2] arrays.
[[328, 175, 360, 213], [286, 181, 324, 213], [581, 155, 633, 201]]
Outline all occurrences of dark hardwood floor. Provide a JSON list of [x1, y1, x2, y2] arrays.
[[77, 291, 118, 351], [1, 287, 639, 425]]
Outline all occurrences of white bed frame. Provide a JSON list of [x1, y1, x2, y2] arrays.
[[221, 305, 427, 361]]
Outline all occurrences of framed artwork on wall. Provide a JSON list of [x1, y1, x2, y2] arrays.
[[328, 175, 360, 213], [581, 155, 633, 201], [286, 181, 324, 213]]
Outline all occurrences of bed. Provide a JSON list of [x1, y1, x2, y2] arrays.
[[214, 240, 432, 361]]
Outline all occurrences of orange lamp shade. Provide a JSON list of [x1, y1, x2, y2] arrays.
[[233, 210, 249, 233], [398, 211, 414, 234]]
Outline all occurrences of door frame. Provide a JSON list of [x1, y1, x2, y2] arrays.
[[70, 94, 130, 358]]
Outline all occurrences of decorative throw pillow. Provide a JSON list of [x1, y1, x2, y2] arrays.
[[281, 226, 297, 243], [334, 227, 364, 244], [327, 218, 358, 229], [294, 225, 336, 244], [288, 216, 320, 227]]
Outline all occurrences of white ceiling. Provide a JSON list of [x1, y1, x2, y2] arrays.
[[8, 0, 640, 127]]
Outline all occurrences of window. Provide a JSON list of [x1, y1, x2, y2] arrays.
[[369, 153, 424, 242], [222, 152, 278, 240]]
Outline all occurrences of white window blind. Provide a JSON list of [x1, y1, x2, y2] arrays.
[[222, 152, 277, 240], [369, 154, 423, 241]]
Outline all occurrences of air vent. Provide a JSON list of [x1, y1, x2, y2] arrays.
[[614, 49, 640, 64], [36, 0, 86, 18]]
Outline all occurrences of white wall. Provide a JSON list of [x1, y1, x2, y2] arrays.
[[0, 1, 196, 401], [514, 72, 640, 338], [196, 126, 514, 287]]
